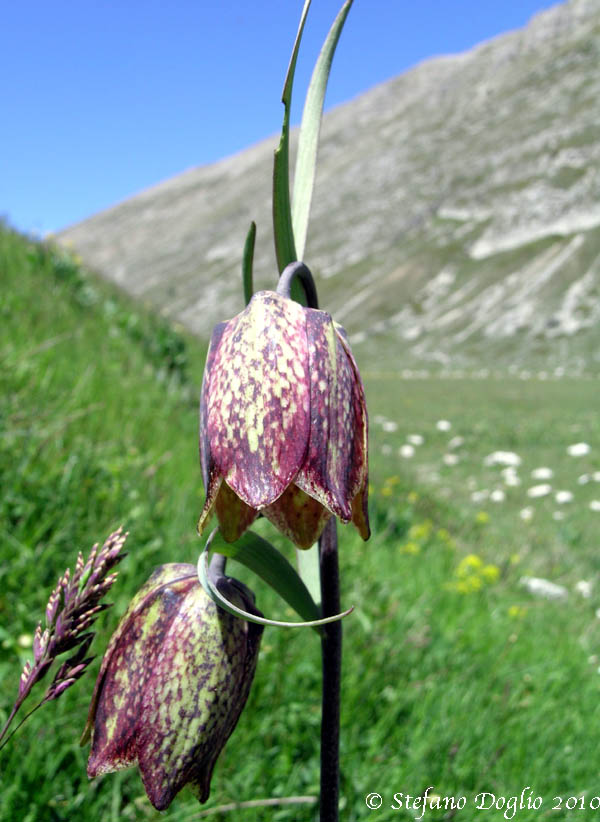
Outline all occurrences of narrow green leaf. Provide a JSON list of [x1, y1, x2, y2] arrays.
[[281, 0, 312, 107], [296, 545, 321, 608], [292, 0, 354, 260], [272, 0, 311, 284], [242, 221, 256, 306], [272, 150, 297, 280]]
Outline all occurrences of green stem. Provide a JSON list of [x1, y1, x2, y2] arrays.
[[0, 697, 44, 752], [0, 701, 22, 751], [276, 261, 318, 309], [275, 255, 341, 819]]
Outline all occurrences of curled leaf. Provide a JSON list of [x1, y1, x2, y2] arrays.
[[197, 534, 353, 630]]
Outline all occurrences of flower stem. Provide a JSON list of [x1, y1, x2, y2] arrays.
[[319, 517, 341, 822], [0, 701, 22, 750], [276, 259, 341, 818], [276, 261, 319, 309], [0, 699, 45, 752]]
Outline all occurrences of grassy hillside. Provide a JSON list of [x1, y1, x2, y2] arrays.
[[2, 224, 600, 821]]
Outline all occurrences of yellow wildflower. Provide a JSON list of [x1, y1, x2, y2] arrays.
[[456, 554, 483, 577], [408, 520, 433, 541], [482, 564, 500, 583], [455, 575, 482, 593]]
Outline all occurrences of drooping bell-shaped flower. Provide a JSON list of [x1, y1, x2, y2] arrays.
[[197, 290, 369, 549], [82, 564, 263, 810]]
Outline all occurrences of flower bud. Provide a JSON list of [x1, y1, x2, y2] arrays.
[[83, 564, 262, 810], [198, 290, 369, 548]]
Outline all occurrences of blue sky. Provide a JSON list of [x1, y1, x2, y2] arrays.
[[2, 0, 560, 235]]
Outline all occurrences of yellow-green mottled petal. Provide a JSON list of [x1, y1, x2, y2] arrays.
[[203, 292, 310, 509], [336, 327, 369, 537], [85, 565, 262, 810], [196, 473, 222, 538], [198, 290, 369, 548], [351, 480, 370, 540], [215, 481, 259, 542], [263, 483, 332, 549], [294, 310, 369, 537], [200, 322, 228, 490]]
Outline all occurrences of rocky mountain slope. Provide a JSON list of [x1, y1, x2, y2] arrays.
[[58, 0, 600, 371]]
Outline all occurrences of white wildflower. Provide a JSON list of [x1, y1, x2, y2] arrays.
[[436, 420, 452, 432], [553, 511, 565, 521], [531, 467, 553, 480], [519, 507, 534, 521], [399, 444, 415, 458], [527, 484, 552, 498], [590, 500, 600, 512], [447, 436, 464, 450], [471, 489, 489, 503], [575, 580, 592, 599], [578, 474, 590, 485], [555, 490, 573, 504], [443, 453, 459, 466], [382, 421, 398, 433], [407, 434, 424, 445], [567, 442, 590, 457], [490, 489, 505, 502], [484, 451, 521, 467], [520, 576, 568, 601], [593, 472, 600, 482]]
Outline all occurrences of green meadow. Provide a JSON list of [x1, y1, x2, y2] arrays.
[[2, 223, 600, 821]]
